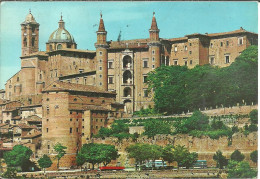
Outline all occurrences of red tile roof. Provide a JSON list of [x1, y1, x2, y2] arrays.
[[26, 115, 42, 122], [18, 123, 37, 129], [22, 130, 41, 139], [43, 81, 116, 94]]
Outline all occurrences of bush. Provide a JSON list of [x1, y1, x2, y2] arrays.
[[248, 124, 258, 132], [230, 150, 245, 162], [250, 150, 257, 163], [249, 109, 258, 124], [227, 160, 257, 178]]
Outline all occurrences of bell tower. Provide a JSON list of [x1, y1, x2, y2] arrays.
[[21, 10, 39, 56], [148, 12, 161, 68], [95, 13, 109, 91]]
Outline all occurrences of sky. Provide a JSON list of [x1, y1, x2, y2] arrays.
[[0, 1, 258, 89]]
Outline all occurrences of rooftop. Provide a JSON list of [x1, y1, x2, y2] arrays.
[[43, 81, 116, 94]]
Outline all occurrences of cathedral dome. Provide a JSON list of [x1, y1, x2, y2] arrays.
[[48, 17, 75, 43], [48, 28, 75, 43]]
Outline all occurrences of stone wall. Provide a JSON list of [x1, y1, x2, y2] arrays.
[[92, 132, 257, 168]]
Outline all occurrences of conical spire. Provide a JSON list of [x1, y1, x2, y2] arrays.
[[150, 12, 158, 30], [98, 12, 105, 32]]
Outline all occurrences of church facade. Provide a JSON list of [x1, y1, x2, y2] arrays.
[[0, 11, 258, 169]]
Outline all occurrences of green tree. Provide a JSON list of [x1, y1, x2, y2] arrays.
[[250, 150, 257, 164], [227, 160, 257, 178], [174, 111, 209, 134], [111, 120, 129, 134], [79, 143, 119, 169], [149, 145, 163, 169], [213, 150, 228, 169], [249, 109, 258, 124], [3, 145, 33, 171], [143, 119, 171, 138], [38, 154, 52, 173], [172, 145, 198, 169], [76, 152, 86, 171], [96, 127, 112, 138], [126, 143, 151, 170], [162, 145, 175, 166], [53, 143, 67, 170], [230, 150, 245, 162]]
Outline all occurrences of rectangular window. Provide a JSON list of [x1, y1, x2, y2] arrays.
[[189, 51, 192, 54], [238, 37, 243, 45], [226, 41, 229, 47], [210, 56, 215, 64], [108, 61, 113, 69], [174, 46, 178, 52], [99, 51, 102, 56], [46, 128, 49, 133], [70, 128, 72, 133], [99, 66, 102, 70], [183, 58, 188, 66], [152, 50, 155, 54], [84, 77, 87, 85], [174, 59, 178, 65], [220, 42, 223, 47], [189, 43, 192, 46], [108, 76, 114, 84], [210, 43, 213, 48], [184, 46, 187, 51], [143, 75, 148, 83], [190, 60, 192, 65], [152, 57, 155, 62], [144, 89, 148, 97], [143, 58, 148, 68], [76, 128, 78, 132], [152, 65, 155, 69], [47, 107, 49, 114], [225, 55, 230, 63]]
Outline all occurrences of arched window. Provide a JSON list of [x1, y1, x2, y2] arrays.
[[124, 87, 131, 97], [123, 55, 132, 69], [123, 70, 132, 84], [23, 37, 27, 47], [32, 37, 35, 47], [57, 44, 62, 50], [50, 45, 53, 51]]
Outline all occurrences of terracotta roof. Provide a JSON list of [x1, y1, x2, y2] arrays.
[[0, 89, 5, 93], [43, 81, 116, 94], [12, 116, 22, 120], [48, 48, 96, 54], [150, 13, 158, 30], [0, 99, 8, 105], [98, 14, 105, 32], [26, 115, 42, 122], [207, 29, 257, 37], [0, 123, 9, 127], [21, 51, 48, 58], [167, 37, 188, 42], [18, 123, 37, 129], [22, 130, 41, 139], [85, 105, 110, 111], [0, 147, 12, 151]]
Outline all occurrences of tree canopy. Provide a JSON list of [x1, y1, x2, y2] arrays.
[[143, 119, 171, 138], [147, 46, 258, 114], [172, 145, 198, 169], [227, 160, 257, 178], [3, 145, 33, 170], [54, 143, 67, 170], [78, 143, 119, 169], [230, 150, 245, 162], [250, 150, 257, 163], [249, 109, 258, 124], [213, 150, 228, 169], [38, 154, 52, 173]]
